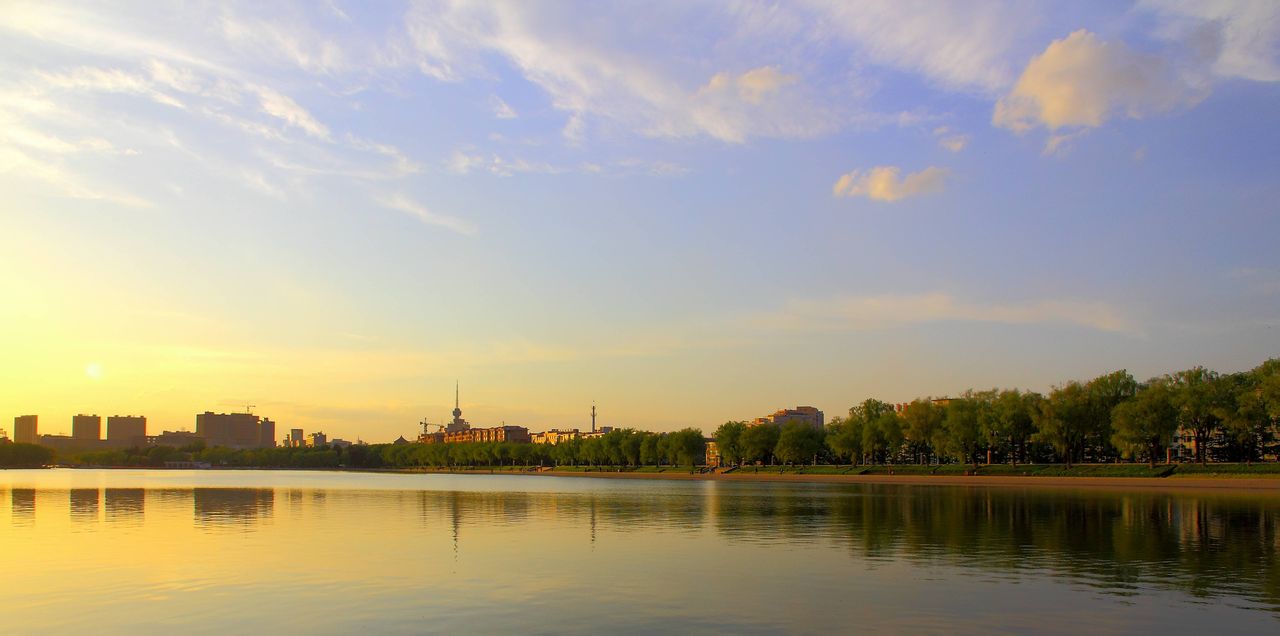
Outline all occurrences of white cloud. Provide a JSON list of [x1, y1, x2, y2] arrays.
[[37, 66, 185, 108], [752, 292, 1133, 334], [489, 95, 517, 119], [993, 30, 1202, 133], [832, 165, 948, 202], [1141, 0, 1280, 82], [800, 0, 1026, 92], [933, 126, 969, 152], [377, 193, 476, 235], [251, 84, 331, 140], [0, 146, 152, 208]]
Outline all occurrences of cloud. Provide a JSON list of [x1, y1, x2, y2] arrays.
[[1141, 0, 1280, 82], [752, 292, 1133, 334], [832, 165, 948, 202], [251, 84, 331, 140], [702, 65, 797, 104], [377, 193, 476, 236], [37, 66, 185, 108], [993, 30, 1202, 133], [0, 146, 152, 208], [933, 126, 969, 152], [800, 0, 1027, 92], [489, 95, 517, 119]]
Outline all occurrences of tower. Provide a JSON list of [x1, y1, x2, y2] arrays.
[[591, 402, 596, 433], [446, 381, 469, 434]]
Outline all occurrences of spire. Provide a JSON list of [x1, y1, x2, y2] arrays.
[[452, 381, 463, 421], [455, 380, 459, 409], [591, 402, 597, 433]]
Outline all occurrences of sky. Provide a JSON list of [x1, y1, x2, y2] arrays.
[[1, 1, 1278, 442]]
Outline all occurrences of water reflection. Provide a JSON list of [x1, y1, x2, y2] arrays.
[[105, 488, 145, 523], [193, 488, 274, 529], [2, 472, 1277, 632], [69, 488, 99, 523], [11, 488, 35, 525]]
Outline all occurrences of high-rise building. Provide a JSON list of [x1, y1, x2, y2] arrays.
[[750, 406, 824, 431], [14, 415, 38, 444], [107, 415, 147, 447], [196, 412, 276, 449], [289, 429, 304, 447], [72, 414, 102, 441], [308, 431, 328, 447]]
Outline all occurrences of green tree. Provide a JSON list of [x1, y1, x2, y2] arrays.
[[774, 422, 825, 465], [991, 389, 1040, 465], [1170, 367, 1229, 464], [900, 400, 942, 464], [740, 423, 780, 465], [941, 394, 984, 468], [1111, 379, 1179, 466], [1033, 381, 1091, 466], [825, 416, 862, 465], [713, 421, 747, 466]]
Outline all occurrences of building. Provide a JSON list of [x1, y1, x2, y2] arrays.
[[706, 439, 721, 467], [107, 415, 147, 448], [750, 406, 824, 431], [392, 436, 410, 445], [580, 426, 615, 440], [196, 411, 276, 449], [308, 431, 328, 447], [73, 414, 102, 441], [289, 429, 305, 447], [154, 430, 201, 447], [330, 439, 353, 449], [892, 398, 953, 414], [530, 428, 581, 444], [14, 415, 38, 444]]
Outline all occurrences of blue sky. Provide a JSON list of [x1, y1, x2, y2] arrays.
[[1, 1, 1277, 441]]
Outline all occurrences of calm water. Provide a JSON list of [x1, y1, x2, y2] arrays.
[[2, 470, 1278, 634]]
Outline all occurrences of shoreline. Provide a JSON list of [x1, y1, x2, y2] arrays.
[[357, 467, 1280, 492], [524, 470, 1280, 491]]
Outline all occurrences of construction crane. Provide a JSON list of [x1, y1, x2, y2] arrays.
[[420, 419, 445, 435]]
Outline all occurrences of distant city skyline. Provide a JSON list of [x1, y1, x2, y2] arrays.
[[1, 2, 1278, 443]]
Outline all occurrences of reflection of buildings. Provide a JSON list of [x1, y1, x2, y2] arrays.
[[70, 488, 100, 521], [73, 414, 102, 441], [107, 415, 147, 448], [11, 489, 35, 522], [193, 488, 274, 526], [196, 412, 276, 449], [14, 415, 38, 444], [105, 488, 145, 522], [750, 406, 824, 430]]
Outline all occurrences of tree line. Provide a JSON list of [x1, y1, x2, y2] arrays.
[[715, 358, 1280, 467], [51, 428, 709, 470]]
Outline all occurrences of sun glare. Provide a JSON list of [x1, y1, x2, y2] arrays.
[[85, 362, 103, 381]]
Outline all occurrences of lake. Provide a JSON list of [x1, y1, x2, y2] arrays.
[[2, 469, 1277, 634]]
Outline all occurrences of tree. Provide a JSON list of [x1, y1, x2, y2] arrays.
[[1170, 367, 1229, 464], [825, 416, 862, 465], [863, 412, 903, 464], [667, 428, 706, 466], [740, 423, 780, 465], [941, 394, 984, 468], [774, 422, 825, 465], [1084, 370, 1137, 461], [1111, 379, 1179, 466], [900, 399, 942, 464], [991, 390, 1040, 465], [1034, 381, 1091, 466], [713, 421, 747, 466]]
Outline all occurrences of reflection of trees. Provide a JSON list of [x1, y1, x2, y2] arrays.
[[711, 485, 1280, 608], [105, 488, 145, 522], [70, 488, 99, 522], [193, 488, 274, 529]]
